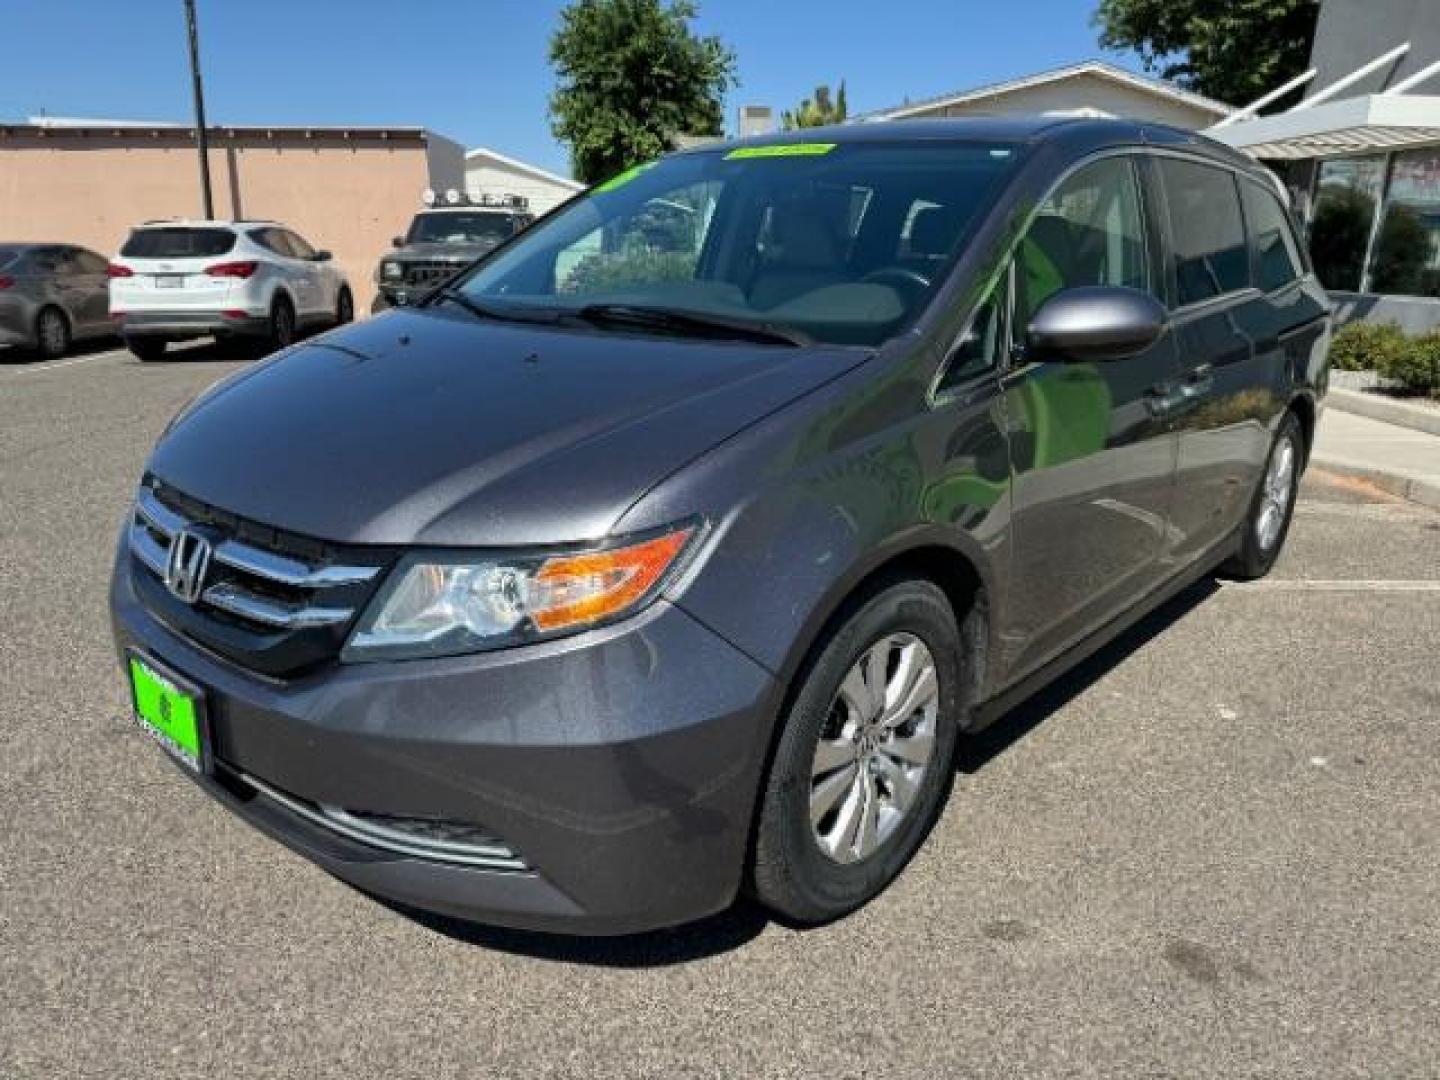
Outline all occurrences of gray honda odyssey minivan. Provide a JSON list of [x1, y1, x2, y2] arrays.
[[111, 117, 1330, 934]]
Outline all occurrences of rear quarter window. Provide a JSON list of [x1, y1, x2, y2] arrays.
[[1241, 179, 1305, 292], [1156, 158, 1250, 306], [120, 228, 236, 259]]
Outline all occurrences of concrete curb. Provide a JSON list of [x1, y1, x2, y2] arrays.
[[1311, 456, 1440, 511], [1326, 386, 1440, 437]]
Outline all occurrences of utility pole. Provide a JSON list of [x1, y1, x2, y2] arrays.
[[183, 0, 214, 218]]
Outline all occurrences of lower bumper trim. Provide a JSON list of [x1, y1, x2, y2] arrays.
[[238, 768, 529, 872], [117, 311, 268, 337]]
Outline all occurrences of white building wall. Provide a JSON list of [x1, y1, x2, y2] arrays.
[[465, 156, 581, 215], [915, 73, 1223, 130]]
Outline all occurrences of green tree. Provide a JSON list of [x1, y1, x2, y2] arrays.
[[781, 82, 848, 130], [1094, 0, 1320, 105], [549, 0, 736, 185]]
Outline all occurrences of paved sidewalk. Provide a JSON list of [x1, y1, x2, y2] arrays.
[[1313, 407, 1440, 509]]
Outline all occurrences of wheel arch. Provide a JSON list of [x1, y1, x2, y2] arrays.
[[771, 531, 996, 725], [35, 301, 72, 335]]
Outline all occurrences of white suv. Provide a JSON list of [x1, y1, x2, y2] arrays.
[[108, 221, 353, 361]]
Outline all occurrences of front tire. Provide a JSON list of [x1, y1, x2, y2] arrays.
[[334, 286, 354, 326], [1223, 410, 1304, 580], [35, 306, 70, 359], [751, 579, 964, 925], [125, 336, 168, 362]]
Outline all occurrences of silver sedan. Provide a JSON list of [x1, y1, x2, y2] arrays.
[[0, 243, 115, 359]]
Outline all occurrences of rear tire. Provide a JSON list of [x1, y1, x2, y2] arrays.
[[267, 296, 296, 352], [751, 579, 964, 925], [35, 306, 70, 360], [1222, 410, 1304, 580], [126, 337, 167, 363], [335, 286, 354, 326]]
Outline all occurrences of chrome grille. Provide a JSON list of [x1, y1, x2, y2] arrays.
[[401, 259, 466, 287], [130, 484, 379, 631]]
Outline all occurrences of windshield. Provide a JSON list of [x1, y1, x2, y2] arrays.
[[120, 227, 236, 259], [408, 211, 519, 245], [447, 142, 1019, 347], [0, 245, 21, 269]]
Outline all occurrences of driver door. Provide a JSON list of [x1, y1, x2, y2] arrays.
[[999, 154, 1182, 681]]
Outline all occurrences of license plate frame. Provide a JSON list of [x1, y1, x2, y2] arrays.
[[126, 650, 212, 775]]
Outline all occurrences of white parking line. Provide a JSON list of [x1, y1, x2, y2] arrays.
[[1222, 579, 1440, 592], [1, 349, 129, 376]]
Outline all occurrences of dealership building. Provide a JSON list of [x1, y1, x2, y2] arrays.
[[1211, 0, 1440, 328]]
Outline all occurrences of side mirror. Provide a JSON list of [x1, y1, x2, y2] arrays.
[[312, 250, 333, 262], [1026, 286, 1166, 362], [391, 236, 405, 249]]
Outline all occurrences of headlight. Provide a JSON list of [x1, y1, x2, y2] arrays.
[[342, 524, 697, 661], [381, 261, 402, 280]]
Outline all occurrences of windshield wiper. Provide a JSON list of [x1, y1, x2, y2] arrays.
[[430, 288, 568, 326], [575, 303, 810, 347]]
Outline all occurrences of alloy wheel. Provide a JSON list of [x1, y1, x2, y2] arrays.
[[809, 633, 939, 864], [274, 303, 295, 346], [38, 309, 67, 356], [1256, 435, 1296, 552]]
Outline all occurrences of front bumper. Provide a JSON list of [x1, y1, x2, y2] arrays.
[[115, 311, 269, 338], [110, 547, 779, 935]]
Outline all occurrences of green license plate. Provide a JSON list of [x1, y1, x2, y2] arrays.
[[128, 653, 209, 773]]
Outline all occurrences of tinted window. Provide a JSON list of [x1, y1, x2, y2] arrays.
[[25, 247, 65, 274], [1015, 156, 1152, 329], [941, 285, 1006, 391], [1157, 159, 1249, 305], [120, 227, 236, 258], [0, 245, 23, 269], [1241, 180, 1304, 292], [284, 230, 317, 259], [456, 143, 1020, 348], [70, 248, 109, 275], [408, 211, 520, 244]]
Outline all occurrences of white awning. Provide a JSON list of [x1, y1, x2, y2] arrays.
[[1207, 93, 1440, 160]]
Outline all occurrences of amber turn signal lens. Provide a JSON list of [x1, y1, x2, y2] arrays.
[[530, 527, 693, 631]]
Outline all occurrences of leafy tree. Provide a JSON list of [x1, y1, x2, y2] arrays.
[[550, 0, 736, 185], [1094, 0, 1321, 106], [782, 82, 848, 130]]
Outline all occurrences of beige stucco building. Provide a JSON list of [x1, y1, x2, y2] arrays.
[[0, 120, 464, 311], [862, 61, 1233, 130]]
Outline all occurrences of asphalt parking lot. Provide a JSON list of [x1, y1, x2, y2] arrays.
[[2, 343, 1438, 1078]]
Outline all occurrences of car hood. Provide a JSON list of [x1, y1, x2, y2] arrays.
[[391, 241, 496, 261], [148, 307, 866, 546]]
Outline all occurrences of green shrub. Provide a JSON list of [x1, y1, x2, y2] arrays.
[[1377, 331, 1440, 397], [1329, 320, 1407, 371], [559, 250, 698, 295]]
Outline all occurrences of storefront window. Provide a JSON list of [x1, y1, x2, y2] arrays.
[[1370, 148, 1440, 298], [1308, 156, 1385, 292]]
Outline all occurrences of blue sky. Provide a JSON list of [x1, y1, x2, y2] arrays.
[[0, 0, 1140, 177]]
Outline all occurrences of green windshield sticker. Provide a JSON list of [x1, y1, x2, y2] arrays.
[[725, 143, 837, 160], [594, 161, 657, 193]]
